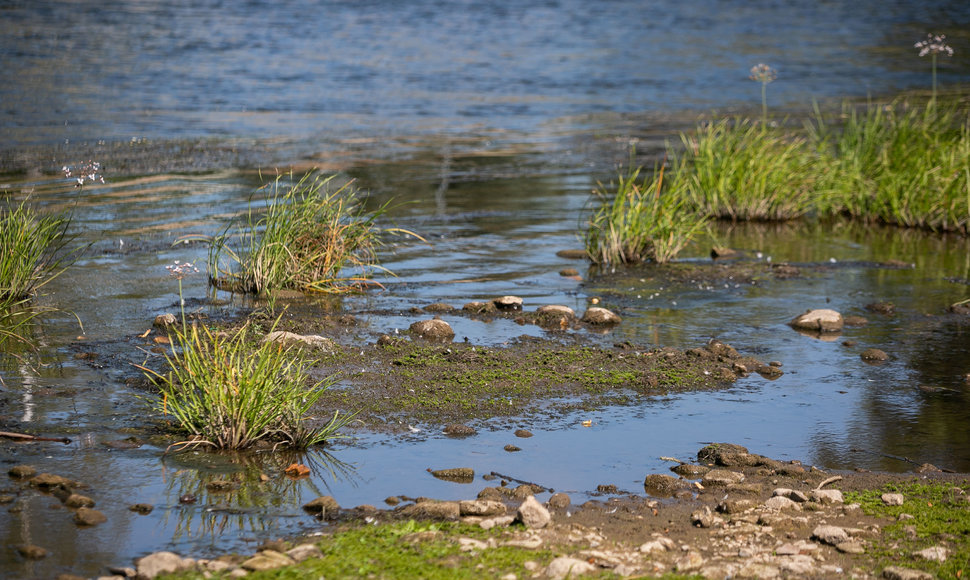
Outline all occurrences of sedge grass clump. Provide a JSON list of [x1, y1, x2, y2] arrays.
[[0, 198, 73, 302], [672, 118, 822, 221], [202, 171, 413, 295], [142, 320, 351, 450], [585, 161, 708, 265], [811, 100, 970, 233]]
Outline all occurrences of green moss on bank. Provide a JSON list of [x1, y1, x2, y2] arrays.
[[845, 481, 970, 578]]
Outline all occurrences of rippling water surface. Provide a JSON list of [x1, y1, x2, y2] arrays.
[[2, 1, 970, 578]]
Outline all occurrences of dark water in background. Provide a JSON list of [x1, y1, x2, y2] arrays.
[[2, 1, 970, 578], [2, 0, 969, 151]]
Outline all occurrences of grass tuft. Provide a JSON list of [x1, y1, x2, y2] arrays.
[[196, 171, 417, 296], [673, 118, 821, 221], [0, 197, 75, 350], [811, 100, 970, 233], [585, 160, 708, 265], [140, 320, 352, 450]]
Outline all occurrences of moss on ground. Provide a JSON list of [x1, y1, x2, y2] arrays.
[[845, 480, 970, 578], [311, 338, 765, 429]]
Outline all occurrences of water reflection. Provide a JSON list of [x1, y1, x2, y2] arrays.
[[160, 448, 358, 544]]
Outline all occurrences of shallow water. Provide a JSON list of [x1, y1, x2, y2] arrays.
[[3, 1, 970, 578]]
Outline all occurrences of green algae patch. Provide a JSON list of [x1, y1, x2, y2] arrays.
[[845, 480, 970, 578], [311, 338, 771, 430], [164, 520, 562, 580]]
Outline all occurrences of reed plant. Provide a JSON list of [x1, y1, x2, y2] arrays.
[[200, 171, 415, 296], [672, 118, 822, 221], [585, 161, 708, 265], [141, 320, 352, 450], [811, 100, 970, 233]]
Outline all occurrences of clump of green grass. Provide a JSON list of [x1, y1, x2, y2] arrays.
[[845, 481, 970, 578], [165, 520, 559, 579], [585, 161, 708, 265], [811, 100, 970, 233], [198, 171, 416, 296], [0, 198, 75, 350], [0, 197, 72, 302], [140, 321, 351, 450], [672, 118, 822, 221]]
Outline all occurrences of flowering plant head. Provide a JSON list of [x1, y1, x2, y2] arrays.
[[62, 161, 106, 188], [749, 63, 777, 84], [166, 259, 199, 280], [915, 34, 954, 57]]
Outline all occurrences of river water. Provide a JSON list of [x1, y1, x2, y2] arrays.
[[2, 1, 970, 578]]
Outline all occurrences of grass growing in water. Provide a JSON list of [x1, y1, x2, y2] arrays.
[[585, 161, 708, 265], [811, 100, 970, 233], [199, 171, 415, 295], [673, 118, 821, 221], [141, 321, 351, 450], [0, 198, 75, 349]]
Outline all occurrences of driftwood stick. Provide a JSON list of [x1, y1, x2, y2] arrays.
[[0, 430, 72, 444], [815, 475, 843, 490], [489, 471, 554, 493]]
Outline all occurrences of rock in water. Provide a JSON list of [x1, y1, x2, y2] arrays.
[[582, 307, 621, 325], [789, 309, 843, 333]]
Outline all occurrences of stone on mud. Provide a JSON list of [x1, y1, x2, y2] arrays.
[[882, 566, 934, 580], [701, 469, 745, 487], [913, 546, 948, 562], [459, 499, 506, 517], [443, 424, 477, 437], [153, 313, 178, 328], [811, 489, 844, 504], [262, 331, 337, 352], [547, 492, 571, 509], [581, 307, 621, 325], [812, 525, 849, 545], [643, 473, 688, 497], [493, 295, 523, 311], [423, 302, 455, 313], [517, 495, 551, 529], [881, 493, 905, 506], [545, 556, 596, 579], [399, 500, 461, 520], [536, 304, 575, 317], [764, 496, 802, 511], [789, 309, 843, 333], [409, 318, 455, 342], [286, 544, 323, 562], [302, 495, 339, 517], [241, 550, 294, 572], [135, 551, 191, 579]]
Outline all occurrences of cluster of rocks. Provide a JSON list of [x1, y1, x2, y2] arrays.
[[6, 466, 109, 563], [408, 295, 622, 342], [789, 308, 892, 362]]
